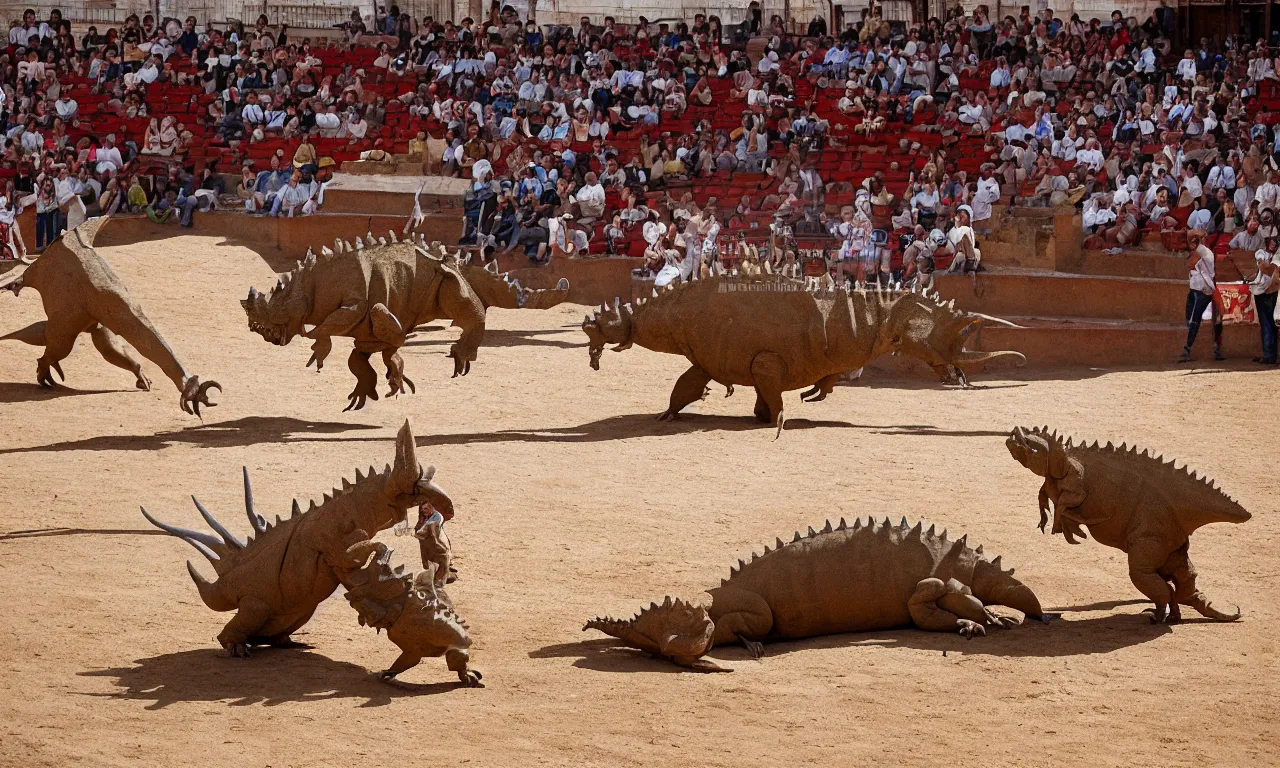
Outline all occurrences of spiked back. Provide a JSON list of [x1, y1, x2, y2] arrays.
[[1016, 425, 1250, 520]]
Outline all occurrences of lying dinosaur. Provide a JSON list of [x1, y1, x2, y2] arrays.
[[581, 277, 1023, 434], [1, 217, 219, 415], [585, 516, 1044, 671], [142, 421, 456, 658], [342, 542, 482, 686], [1005, 426, 1251, 624], [241, 232, 486, 411]]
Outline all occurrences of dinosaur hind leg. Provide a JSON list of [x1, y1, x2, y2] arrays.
[[381, 348, 415, 397], [344, 348, 380, 411], [217, 597, 274, 657], [909, 577, 991, 638], [89, 324, 151, 390], [1128, 538, 1177, 624], [658, 365, 713, 421], [708, 587, 774, 658], [1163, 542, 1241, 622], [36, 316, 90, 388], [750, 352, 787, 437]]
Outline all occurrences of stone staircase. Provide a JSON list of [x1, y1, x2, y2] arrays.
[[947, 207, 1262, 368]]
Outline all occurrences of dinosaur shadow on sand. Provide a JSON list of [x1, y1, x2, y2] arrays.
[[532, 611, 1180, 673], [79, 647, 463, 709], [405, 327, 586, 351], [0, 416, 380, 455], [0, 381, 117, 404], [408, 413, 990, 448]]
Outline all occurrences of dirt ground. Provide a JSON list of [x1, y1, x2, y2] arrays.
[[0, 234, 1276, 768]]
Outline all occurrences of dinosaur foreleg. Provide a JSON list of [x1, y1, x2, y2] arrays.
[[307, 302, 368, 338], [217, 597, 274, 657], [435, 274, 487, 378], [709, 587, 774, 658], [343, 348, 380, 411], [307, 336, 333, 371], [1037, 485, 1051, 532], [1162, 542, 1241, 622], [89, 323, 151, 390], [94, 294, 219, 415], [381, 348, 416, 397], [658, 365, 713, 421], [799, 373, 842, 402], [378, 650, 425, 681], [1127, 538, 1177, 624], [749, 352, 788, 438], [909, 578, 989, 638]]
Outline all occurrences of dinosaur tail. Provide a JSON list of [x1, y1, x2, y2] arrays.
[[1183, 591, 1242, 622], [186, 560, 235, 611], [584, 616, 635, 640], [1, 321, 46, 346]]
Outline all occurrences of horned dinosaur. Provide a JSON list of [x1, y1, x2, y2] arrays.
[[585, 516, 1044, 671], [142, 420, 459, 662], [1006, 425, 1251, 624], [343, 542, 482, 686], [457, 255, 570, 311], [581, 277, 1024, 434], [0, 217, 220, 415], [241, 232, 486, 411]]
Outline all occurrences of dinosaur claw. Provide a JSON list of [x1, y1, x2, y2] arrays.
[[458, 669, 484, 688], [226, 643, 252, 658]]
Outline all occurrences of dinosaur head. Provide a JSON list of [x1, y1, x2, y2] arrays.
[[241, 255, 315, 346], [375, 420, 455, 532], [581, 298, 634, 371], [584, 596, 727, 672], [1005, 426, 1054, 478], [878, 290, 1025, 379], [462, 258, 571, 309], [971, 555, 1044, 620]]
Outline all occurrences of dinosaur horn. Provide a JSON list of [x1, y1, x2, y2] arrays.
[[956, 349, 1027, 365], [967, 312, 1024, 329], [140, 505, 221, 562], [191, 496, 246, 549], [242, 466, 268, 534]]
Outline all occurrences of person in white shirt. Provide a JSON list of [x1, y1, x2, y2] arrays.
[[240, 93, 265, 126], [1186, 199, 1213, 232], [54, 92, 78, 122], [574, 172, 606, 223], [946, 205, 981, 273], [9, 10, 49, 45], [1254, 172, 1280, 213], [1205, 159, 1236, 193], [1179, 229, 1224, 362], [972, 167, 1001, 225], [1246, 236, 1279, 363], [1137, 42, 1157, 75], [1175, 50, 1198, 82], [1180, 165, 1203, 203], [95, 134, 124, 175]]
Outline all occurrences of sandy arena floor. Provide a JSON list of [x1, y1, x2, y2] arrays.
[[0, 235, 1276, 767]]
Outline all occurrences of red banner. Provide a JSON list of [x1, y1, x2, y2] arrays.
[[1216, 283, 1257, 325]]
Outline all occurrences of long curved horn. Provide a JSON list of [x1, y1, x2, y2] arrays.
[[140, 505, 222, 561], [958, 350, 1027, 365], [968, 312, 1024, 329]]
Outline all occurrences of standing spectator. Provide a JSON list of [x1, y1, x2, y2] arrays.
[[1247, 236, 1279, 365], [1179, 230, 1225, 362]]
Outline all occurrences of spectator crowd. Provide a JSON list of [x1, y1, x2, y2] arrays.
[[0, 2, 1276, 361]]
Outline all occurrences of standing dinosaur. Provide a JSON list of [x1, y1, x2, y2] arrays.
[[1005, 426, 1251, 624], [343, 542, 482, 686], [1, 217, 220, 415], [585, 517, 1043, 671], [141, 421, 459, 660], [241, 233, 486, 411], [581, 277, 1024, 434]]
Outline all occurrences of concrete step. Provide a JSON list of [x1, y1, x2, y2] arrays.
[[1080, 249, 1188, 280], [935, 269, 1190, 323], [971, 314, 1264, 368]]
